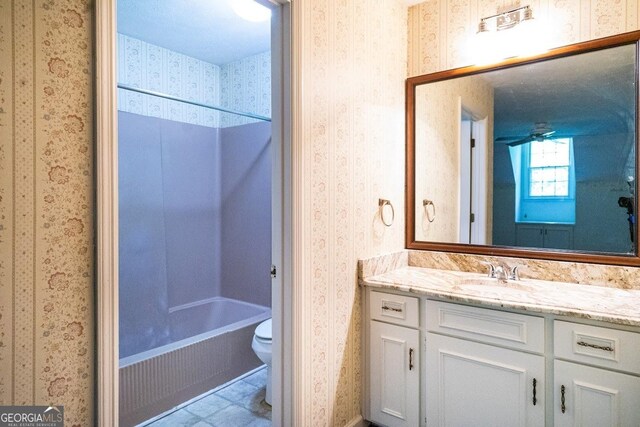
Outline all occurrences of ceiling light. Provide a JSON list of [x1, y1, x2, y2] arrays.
[[231, 0, 271, 22]]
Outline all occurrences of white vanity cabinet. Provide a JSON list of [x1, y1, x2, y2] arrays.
[[425, 301, 545, 427], [553, 361, 640, 427], [368, 291, 420, 427], [364, 287, 640, 427], [553, 321, 640, 427]]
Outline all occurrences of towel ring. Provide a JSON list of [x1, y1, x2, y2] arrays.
[[423, 199, 435, 223], [379, 199, 395, 227]]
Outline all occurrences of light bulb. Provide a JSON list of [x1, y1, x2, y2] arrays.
[[472, 30, 500, 66], [516, 17, 549, 57]]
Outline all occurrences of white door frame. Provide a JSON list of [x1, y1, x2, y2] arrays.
[[458, 116, 472, 244], [457, 100, 488, 246], [95, 1, 119, 425], [471, 118, 488, 245], [269, 3, 293, 426], [95, 2, 293, 425]]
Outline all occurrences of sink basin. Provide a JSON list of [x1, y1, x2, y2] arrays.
[[455, 277, 541, 299], [458, 283, 531, 296], [461, 276, 538, 286]]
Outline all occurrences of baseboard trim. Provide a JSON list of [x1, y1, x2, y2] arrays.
[[345, 415, 368, 427]]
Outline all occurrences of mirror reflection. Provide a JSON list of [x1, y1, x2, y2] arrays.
[[414, 44, 637, 255]]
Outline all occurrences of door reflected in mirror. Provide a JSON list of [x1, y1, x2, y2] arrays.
[[408, 34, 638, 261]]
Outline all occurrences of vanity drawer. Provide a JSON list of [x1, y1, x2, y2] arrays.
[[554, 321, 640, 374], [426, 300, 545, 353], [369, 291, 419, 328]]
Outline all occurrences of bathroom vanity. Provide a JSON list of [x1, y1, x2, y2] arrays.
[[385, 25, 640, 427], [361, 263, 640, 427]]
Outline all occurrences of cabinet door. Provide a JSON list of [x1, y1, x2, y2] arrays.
[[369, 321, 419, 427], [426, 333, 544, 427], [515, 224, 574, 249], [516, 224, 544, 248], [554, 360, 640, 427], [544, 225, 573, 250]]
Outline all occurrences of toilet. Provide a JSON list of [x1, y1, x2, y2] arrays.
[[252, 318, 273, 405]]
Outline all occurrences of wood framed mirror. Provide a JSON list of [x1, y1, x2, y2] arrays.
[[406, 30, 640, 266]]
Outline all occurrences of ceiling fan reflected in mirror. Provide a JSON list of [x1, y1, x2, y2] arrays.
[[495, 122, 557, 146]]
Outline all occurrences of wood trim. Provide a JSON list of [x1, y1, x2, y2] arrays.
[[96, 4, 294, 426], [405, 76, 416, 263], [280, 5, 294, 424], [269, 3, 294, 426], [95, 0, 119, 425], [270, 5, 284, 425], [406, 30, 640, 267], [290, 1, 309, 424], [344, 415, 366, 427], [257, 0, 290, 6], [406, 30, 640, 86]]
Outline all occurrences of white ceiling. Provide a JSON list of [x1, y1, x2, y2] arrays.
[[483, 44, 637, 184], [485, 44, 636, 140], [117, 0, 271, 65], [117, 0, 422, 65]]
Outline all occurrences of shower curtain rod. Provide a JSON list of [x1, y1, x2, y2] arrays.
[[117, 83, 272, 122]]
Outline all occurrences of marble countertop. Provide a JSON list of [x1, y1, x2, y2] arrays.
[[363, 266, 640, 327]]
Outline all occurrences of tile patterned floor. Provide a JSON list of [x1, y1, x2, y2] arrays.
[[144, 367, 271, 427]]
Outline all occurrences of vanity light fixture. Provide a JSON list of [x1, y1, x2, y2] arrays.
[[477, 5, 534, 33], [473, 5, 547, 64]]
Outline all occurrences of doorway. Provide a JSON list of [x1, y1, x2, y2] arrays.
[[459, 107, 488, 245], [96, 1, 292, 426]]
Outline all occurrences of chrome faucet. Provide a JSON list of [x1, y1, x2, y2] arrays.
[[481, 261, 496, 278], [482, 261, 519, 281]]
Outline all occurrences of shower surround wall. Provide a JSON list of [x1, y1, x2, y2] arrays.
[[117, 34, 272, 358], [220, 122, 272, 308], [118, 113, 222, 357], [118, 113, 270, 424], [118, 113, 271, 359]]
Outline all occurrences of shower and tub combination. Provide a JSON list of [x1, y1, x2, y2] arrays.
[[116, 32, 273, 423], [114, 0, 277, 422]]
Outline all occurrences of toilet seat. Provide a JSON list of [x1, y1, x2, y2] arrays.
[[255, 318, 272, 341], [254, 336, 271, 345]]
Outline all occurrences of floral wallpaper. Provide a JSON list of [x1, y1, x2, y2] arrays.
[[220, 51, 271, 127], [117, 33, 221, 127], [291, 0, 407, 425], [408, 0, 640, 76], [0, 0, 639, 425], [291, 0, 640, 426], [0, 1, 12, 404], [117, 33, 271, 128], [414, 75, 494, 243], [0, 0, 93, 425]]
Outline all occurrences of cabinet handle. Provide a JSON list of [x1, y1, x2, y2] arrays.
[[576, 341, 614, 352], [382, 305, 402, 313], [409, 348, 414, 370], [532, 378, 537, 406], [561, 385, 566, 414]]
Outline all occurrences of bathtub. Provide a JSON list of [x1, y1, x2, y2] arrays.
[[119, 296, 271, 426]]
